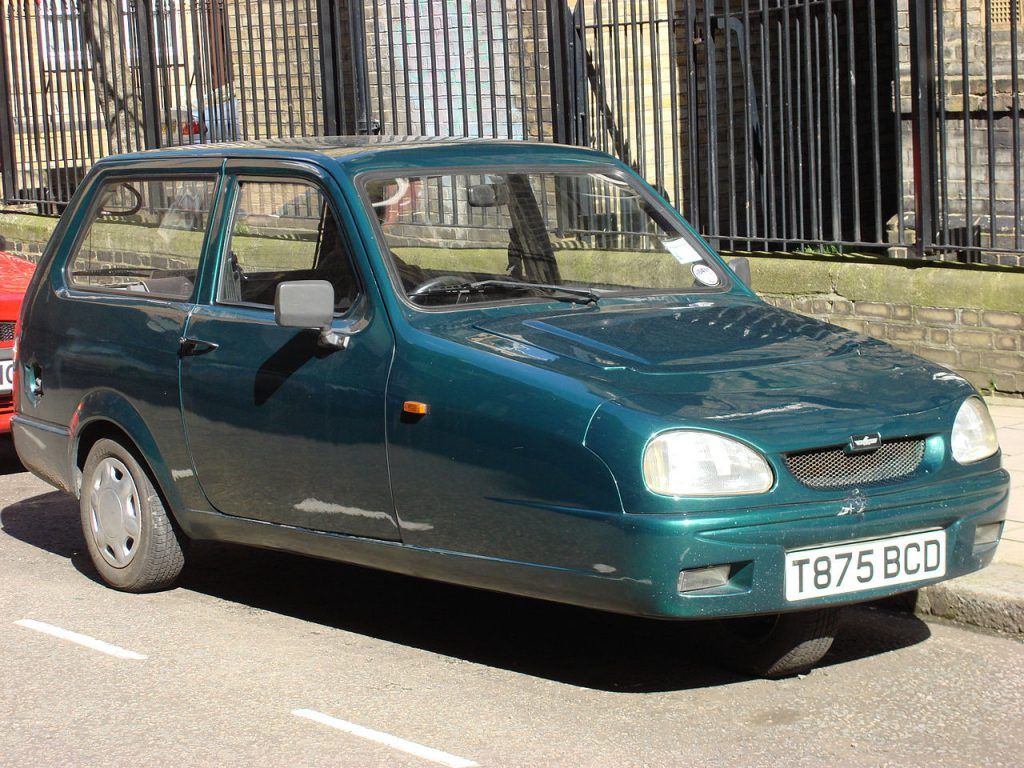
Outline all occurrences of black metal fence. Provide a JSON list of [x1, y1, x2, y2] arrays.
[[0, 0, 343, 208], [1, 1, 1022, 266]]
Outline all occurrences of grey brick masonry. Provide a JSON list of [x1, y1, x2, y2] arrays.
[[764, 294, 1024, 396]]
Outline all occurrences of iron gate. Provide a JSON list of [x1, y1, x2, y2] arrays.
[[0, 0, 1022, 265]]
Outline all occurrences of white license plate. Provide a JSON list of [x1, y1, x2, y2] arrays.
[[0, 360, 12, 394], [785, 530, 946, 602]]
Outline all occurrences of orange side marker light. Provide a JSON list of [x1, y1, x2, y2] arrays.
[[403, 401, 429, 416]]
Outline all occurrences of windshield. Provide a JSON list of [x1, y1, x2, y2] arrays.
[[362, 170, 728, 308]]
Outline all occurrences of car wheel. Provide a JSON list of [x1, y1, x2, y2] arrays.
[[80, 438, 187, 592], [711, 607, 840, 678]]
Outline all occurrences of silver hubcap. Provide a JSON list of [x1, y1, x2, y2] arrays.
[[87, 457, 141, 568]]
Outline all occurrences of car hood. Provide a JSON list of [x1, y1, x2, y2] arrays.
[[449, 296, 973, 450], [474, 297, 864, 375]]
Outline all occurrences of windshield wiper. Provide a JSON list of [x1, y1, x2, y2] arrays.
[[417, 279, 600, 305], [472, 280, 600, 304]]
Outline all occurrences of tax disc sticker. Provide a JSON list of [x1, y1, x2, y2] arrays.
[[692, 263, 720, 286], [662, 237, 703, 265]]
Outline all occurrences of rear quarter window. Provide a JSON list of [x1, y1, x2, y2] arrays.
[[66, 177, 217, 300]]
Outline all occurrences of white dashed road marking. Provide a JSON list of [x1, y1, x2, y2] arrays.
[[292, 708, 479, 768], [14, 619, 147, 660]]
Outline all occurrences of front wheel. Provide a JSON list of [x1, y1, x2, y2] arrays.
[[80, 438, 187, 592], [711, 607, 840, 678]]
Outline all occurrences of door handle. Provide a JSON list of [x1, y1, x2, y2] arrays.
[[179, 337, 219, 357]]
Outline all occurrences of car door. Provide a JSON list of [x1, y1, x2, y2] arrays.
[[179, 161, 400, 539], [35, 168, 221, 491]]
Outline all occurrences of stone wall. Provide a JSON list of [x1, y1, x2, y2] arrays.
[[0, 214, 55, 260], [2, 213, 1021, 395], [743, 253, 1024, 397], [764, 295, 1023, 395]]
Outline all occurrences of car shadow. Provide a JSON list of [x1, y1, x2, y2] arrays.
[[0, 438, 26, 476], [1, 491, 932, 692]]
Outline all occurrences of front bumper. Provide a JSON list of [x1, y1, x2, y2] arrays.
[[579, 468, 1010, 619], [0, 396, 13, 434], [0, 345, 12, 434]]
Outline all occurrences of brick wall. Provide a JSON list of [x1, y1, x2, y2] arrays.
[[226, 0, 322, 139], [762, 294, 1023, 397], [363, 0, 550, 140]]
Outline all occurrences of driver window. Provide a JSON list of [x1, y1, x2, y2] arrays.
[[220, 180, 359, 312]]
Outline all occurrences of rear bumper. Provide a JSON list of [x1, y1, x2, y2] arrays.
[[11, 413, 73, 493]]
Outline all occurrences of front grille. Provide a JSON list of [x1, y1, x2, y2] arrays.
[[0, 322, 13, 342], [785, 438, 926, 489]]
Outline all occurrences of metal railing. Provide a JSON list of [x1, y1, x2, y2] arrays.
[[1, 1, 1022, 266], [558, 0, 1023, 266], [0, 0, 336, 212]]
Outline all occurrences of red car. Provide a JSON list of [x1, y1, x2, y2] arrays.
[[0, 251, 35, 433]]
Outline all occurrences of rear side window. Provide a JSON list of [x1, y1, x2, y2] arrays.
[[219, 180, 359, 313], [67, 177, 216, 300]]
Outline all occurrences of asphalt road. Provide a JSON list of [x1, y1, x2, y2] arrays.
[[0, 441, 1021, 768]]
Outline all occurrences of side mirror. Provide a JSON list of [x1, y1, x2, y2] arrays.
[[729, 256, 752, 288], [274, 280, 348, 349]]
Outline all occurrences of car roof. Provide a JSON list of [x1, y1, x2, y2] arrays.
[[93, 136, 617, 173]]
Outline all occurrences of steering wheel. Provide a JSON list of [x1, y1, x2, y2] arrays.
[[408, 274, 467, 296]]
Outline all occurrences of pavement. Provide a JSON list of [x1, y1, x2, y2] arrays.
[[910, 397, 1024, 635]]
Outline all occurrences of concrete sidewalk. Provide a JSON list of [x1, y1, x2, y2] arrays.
[[912, 397, 1024, 635], [991, 398, 1024, 566]]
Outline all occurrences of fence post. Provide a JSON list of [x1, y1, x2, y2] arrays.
[[317, 0, 341, 136], [0, 9, 16, 202], [547, 1, 577, 145], [346, 1, 372, 134], [133, 0, 163, 149], [318, 0, 372, 135], [909, 0, 938, 258]]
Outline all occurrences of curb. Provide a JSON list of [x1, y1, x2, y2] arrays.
[[907, 562, 1024, 637]]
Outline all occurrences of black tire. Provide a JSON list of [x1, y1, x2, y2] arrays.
[[80, 438, 187, 592], [711, 607, 840, 678]]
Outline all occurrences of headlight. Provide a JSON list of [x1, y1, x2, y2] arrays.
[[643, 431, 774, 496], [951, 397, 999, 464]]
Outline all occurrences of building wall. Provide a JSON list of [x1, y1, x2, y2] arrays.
[[677, 0, 902, 247], [584, 1, 681, 202], [362, 0, 550, 140], [224, 0, 323, 140]]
